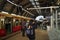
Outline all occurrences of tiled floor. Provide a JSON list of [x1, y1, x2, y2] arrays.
[[6, 29, 49, 40]]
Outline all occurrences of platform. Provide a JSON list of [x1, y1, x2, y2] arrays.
[[4, 29, 49, 40]]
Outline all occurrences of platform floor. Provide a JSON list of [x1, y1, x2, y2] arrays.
[[6, 29, 49, 40]]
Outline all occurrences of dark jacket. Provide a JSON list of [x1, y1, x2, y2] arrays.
[[26, 27, 35, 39]]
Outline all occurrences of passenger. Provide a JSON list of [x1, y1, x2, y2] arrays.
[[26, 24, 35, 40], [42, 19, 47, 30], [25, 20, 29, 28], [31, 21, 37, 29], [36, 21, 43, 29], [21, 19, 26, 37]]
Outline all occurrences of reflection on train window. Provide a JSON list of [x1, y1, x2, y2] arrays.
[[1, 21, 4, 28], [0, 17, 5, 29], [20, 20, 22, 25], [15, 20, 19, 26]]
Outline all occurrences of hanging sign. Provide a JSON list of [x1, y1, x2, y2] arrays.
[[35, 15, 44, 22]]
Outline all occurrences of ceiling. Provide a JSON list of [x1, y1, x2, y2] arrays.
[[0, 0, 59, 18]]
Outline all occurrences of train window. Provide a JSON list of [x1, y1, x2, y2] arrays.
[[1, 18, 4, 29], [15, 20, 19, 26], [19, 20, 21, 25], [0, 17, 5, 29]]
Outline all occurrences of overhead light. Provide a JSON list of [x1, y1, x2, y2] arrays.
[[17, 15, 20, 16], [11, 14, 16, 16], [1, 11, 8, 14], [35, 0, 38, 1]]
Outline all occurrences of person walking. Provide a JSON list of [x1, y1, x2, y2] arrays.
[[26, 20, 36, 40], [21, 19, 26, 37], [26, 25, 35, 40]]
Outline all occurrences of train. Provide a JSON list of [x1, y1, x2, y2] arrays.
[[0, 12, 32, 37]]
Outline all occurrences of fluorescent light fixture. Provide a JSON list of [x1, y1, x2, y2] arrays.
[[35, 0, 38, 1], [11, 14, 16, 16], [1, 11, 8, 14], [17, 15, 20, 16]]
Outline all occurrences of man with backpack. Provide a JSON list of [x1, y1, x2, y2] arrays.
[[26, 24, 35, 40]]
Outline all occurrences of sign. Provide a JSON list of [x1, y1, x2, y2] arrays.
[[35, 15, 44, 22]]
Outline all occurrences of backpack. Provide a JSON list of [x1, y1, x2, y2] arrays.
[[26, 28, 33, 35]]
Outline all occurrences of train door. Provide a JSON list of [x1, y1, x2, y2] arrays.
[[5, 17, 13, 34], [12, 17, 21, 32], [0, 14, 7, 37], [13, 18, 20, 26]]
